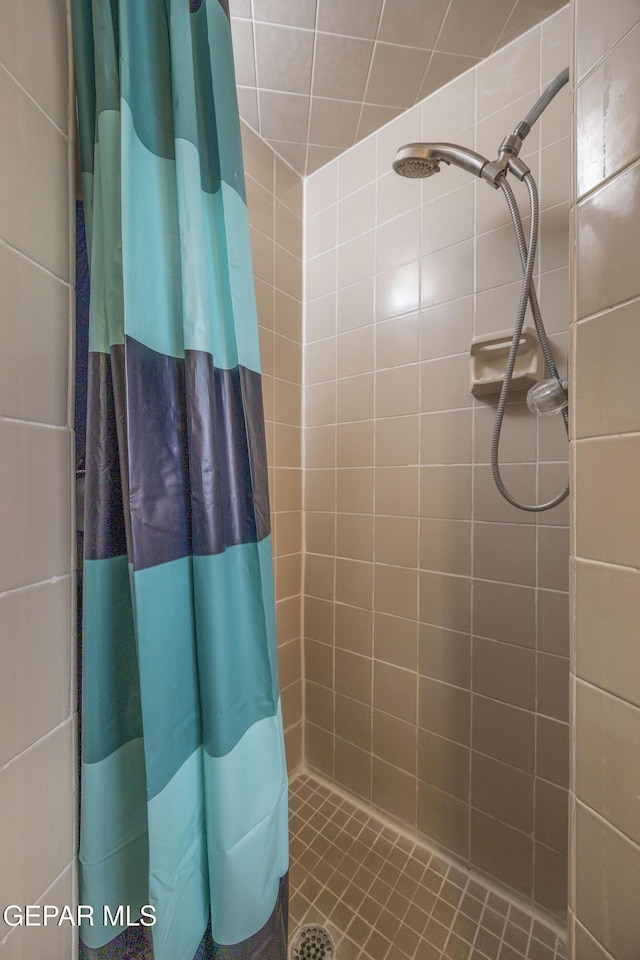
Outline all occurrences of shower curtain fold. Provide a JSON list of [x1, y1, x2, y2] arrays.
[[73, 2, 288, 958]]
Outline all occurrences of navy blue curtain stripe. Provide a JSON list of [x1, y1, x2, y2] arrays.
[[85, 340, 271, 569], [125, 336, 270, 571], [84, 351, 128, 561], [186, 352, 271, 555], [79, 878, 287, 960]]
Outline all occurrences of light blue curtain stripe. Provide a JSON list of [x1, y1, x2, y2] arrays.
[[203, 702, 288, 945], [146, 749, 209, 960], [217, 182, 262, 373], [120, 103, 261, 370], [79, 739, 149, 950], [120, 100, 184, 360]]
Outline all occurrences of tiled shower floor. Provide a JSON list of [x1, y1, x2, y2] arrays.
[[289, 774, 567, 960]]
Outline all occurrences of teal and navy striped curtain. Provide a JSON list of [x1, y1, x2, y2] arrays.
[[73, 2, 288, 958]]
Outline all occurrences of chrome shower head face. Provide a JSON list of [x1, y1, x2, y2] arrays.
[[393, 144, 441, 178], [393, 142, 489, 180]]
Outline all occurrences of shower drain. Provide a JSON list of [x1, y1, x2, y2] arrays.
[[290, 924, 335, 960]]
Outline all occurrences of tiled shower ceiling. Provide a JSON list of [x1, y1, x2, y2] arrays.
[[229, 0, 567, 176]]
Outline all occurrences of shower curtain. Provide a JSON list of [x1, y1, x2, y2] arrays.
[[73, 2, 289, 958]]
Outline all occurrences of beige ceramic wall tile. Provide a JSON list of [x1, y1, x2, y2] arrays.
[[420, 410, 473, 465], [336, 373, 374, 423], [421, 240, 474, 308], [373, 710, 417, 775], [471, 752, 534, 833], [535, 779, 569, 855], [537, 652, 570, 722], [373, 615, 416, 674], [375, 312, 420, 369], [417, 781, 469, 859], [575, 436, 640, 569], [375, 516, 419, 568], [473, 579, 536, 647], [575, 301, 640, 438], [472, 695, 535, 772], [573, 921, 615, 960], [473, 635, 535, 710], [335, 738, 372, 802], [419, 518, 471, 576], [418, 623, 470, 689], [478, 26, 540, 119], [375, 466, 419, 517], [246, 175, 275, 238], [418, 677, 470, 746], [420, 355, 472, 412], [1, 865, 75, 960], [474, 522, 536, 586], [276, 200, 303, 256], [471, 809, 533, 897], [335, 558, 373, 610], [305, 680, 333, 732], [0, 422, 71, 593], [306, 292, 336, 342], [576, 681, 640, 846], [575, 560, 640, 708], [575, 0, 640, 80], [473, 464, 536, 524], [417, 727, 469, 800], [335, 693, 371, 752], [372, 757, 417, 828], [336, 513, 373, 562], [376, 364, 420, 418], [576, 160, 640, 319], [375, 262, 421, 321], [336, 277, 375, 333], [537, 715, 569, 788], [337, 326, 374, 379], [0, 0, 69, 131], [335, 468, 373, 515], [0, 579, 72, 768], [534, 841, 567, 918], [0, 245, 69, 426], [377, 170, 424, 227], [0, 722, 74, 932], [537, 588, 569, 657], [306, 204, 337, 261], [375, 415, 419, 466], [0, 70, 69, 280], [335, 603, 373, 657], [575, 801, 640, 959], [420, 296, 474, 361], [576, 24, 640, 197], [419, 571, 471, 632], [374, 564, 419, 620]]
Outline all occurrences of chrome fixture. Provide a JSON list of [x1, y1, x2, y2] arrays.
[[393, 67, 570, 513]]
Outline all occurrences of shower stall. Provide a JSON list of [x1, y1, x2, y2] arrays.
[[299, 9, 571, 933], [3, 1, 639, 959]]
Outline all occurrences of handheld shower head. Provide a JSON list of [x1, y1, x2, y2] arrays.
[[393, 142, 489, 180]]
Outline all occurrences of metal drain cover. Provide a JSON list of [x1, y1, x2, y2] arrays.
[[290, 924, 335, 960]]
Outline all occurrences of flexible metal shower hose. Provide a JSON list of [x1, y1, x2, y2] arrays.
[[490, 173, 570, 512]]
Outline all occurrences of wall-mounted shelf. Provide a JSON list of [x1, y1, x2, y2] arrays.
[[470, 327, 543, 398]]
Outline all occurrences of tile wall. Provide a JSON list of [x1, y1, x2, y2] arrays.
[[570, 1, 640, 956], [0, 2, 76, 958], [303, 8, 571, 920], [242, 122, 305, 772]]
